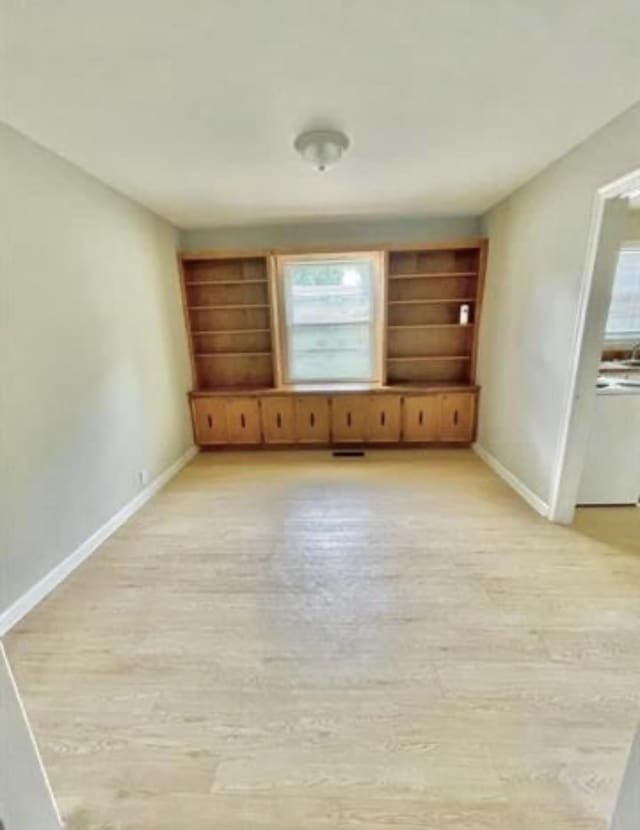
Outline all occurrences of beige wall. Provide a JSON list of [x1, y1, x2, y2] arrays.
[[0, 123, 193, 617], [180, 215, 481, 252], [477, 101, 640, 506]]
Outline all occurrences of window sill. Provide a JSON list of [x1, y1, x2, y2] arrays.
[[279, 382, 383, 393]]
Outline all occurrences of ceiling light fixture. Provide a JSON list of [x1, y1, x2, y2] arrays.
[[294, 129, 350, 172]]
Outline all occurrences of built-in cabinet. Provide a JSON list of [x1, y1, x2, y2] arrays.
[[366, 396, 402, 443], [260, 397, 296, 444], [182, 239, 486, 450], [191, 390, 477, 447], [225, 398, 261, 444], [402, 395, 441, 442], [192, 397, 229, 444], [293, 396, 331, 444]]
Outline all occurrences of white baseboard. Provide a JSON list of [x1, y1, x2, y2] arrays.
[[0, 445, 198, 637], [473, 442, 549, 518]]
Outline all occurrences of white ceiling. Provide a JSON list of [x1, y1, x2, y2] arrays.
[[2, 1, 640, 228]]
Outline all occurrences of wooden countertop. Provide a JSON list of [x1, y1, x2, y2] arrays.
[[190, 383, 480, 398], [599, 361, 640, 374]]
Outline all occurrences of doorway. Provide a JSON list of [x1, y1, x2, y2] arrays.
[[550, 168, 640, 522]]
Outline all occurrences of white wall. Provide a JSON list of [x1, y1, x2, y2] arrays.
[[181, 215, 481, 251], [476, 101, 640, 508], [0, 645, 60, 829], [612, 726, 640, 830], [0, 122, 193, 618]]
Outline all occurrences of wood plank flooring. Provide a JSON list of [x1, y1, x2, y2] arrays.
[[5, 449, 640, 830]]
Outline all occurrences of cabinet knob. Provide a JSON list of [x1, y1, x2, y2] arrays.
[[207, 414, 213, 429], [380, 411, 386, 427], [241, 413, 246, 429], [276, 412, 282, 429], [453, 410, 459, 426], [347, 411, 352, 427], [418, 410, 424, 426], [310, 412, 315, 427]]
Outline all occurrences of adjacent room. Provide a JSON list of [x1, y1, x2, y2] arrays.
[[1, 3, 639, 829]]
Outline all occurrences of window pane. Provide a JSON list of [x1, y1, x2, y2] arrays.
[[283, 258, 377, 382], [606, 248, 640, 340]]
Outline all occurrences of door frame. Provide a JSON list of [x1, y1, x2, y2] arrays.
[[549, 167, 640, 522]]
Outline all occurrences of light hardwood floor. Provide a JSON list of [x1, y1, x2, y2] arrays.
[[5, 450, 640, 830]]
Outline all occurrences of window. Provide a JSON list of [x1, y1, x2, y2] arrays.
[[275, 252, 383, 384], [605, 245, 640, 343]]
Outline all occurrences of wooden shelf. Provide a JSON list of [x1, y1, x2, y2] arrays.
[[188, 304, 270, 310], [388, 298, 476, 306], [388, 323, 474, 330], [195, 351, 272, 358], [387, 355, 471, 363], [181, 252, 275, 391], [186, 279, 268, 286], [385, 243, 485, 387], [389, 271, 477, 280], [179, 242, 486, 401], [192, 328, 271, 335]]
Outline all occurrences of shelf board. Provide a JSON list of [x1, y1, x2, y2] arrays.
[[387, 323, 474, 330], [185, 279, 268, 286], [389, 271, 477, 280], [195, 351, 272, 358], [388, 298, 476, 306], [192, 328, 271, 335], [189, 304, 270, 310], [387, 354, 471, 362]]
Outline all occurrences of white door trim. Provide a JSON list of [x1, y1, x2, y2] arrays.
[[548, 168, 640, 522]]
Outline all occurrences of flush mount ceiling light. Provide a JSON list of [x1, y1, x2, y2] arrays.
[[294, 129, 350, 172]]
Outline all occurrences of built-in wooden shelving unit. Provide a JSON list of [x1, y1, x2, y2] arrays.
[[181, 254, 275, 390], [385, 243, 486, 385], [179, 240, 487, 415]]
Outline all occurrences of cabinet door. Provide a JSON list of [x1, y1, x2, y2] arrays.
[[294, 396, 330, 444], [192, 398, 228, 445], [226, 398, 262, 444], [402, 395, 441, 442], [331, 395, 368, 443], [439, 392, 476, 442], [261, 397, 296, 444], [366, 396, 402, 443]]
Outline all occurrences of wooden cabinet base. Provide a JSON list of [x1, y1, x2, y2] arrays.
[[331, 395, 368, 443], [365, 396, 402, 442], [261, 397, 296, 444], [191, 388, 477, 448], [226, 398, 261, 444], [294, 396, 330, 443]]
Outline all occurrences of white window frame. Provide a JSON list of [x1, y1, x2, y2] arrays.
[[272, 251, 385, 387], [604, 242, 640, 346]]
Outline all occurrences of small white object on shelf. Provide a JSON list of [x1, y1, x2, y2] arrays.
[[459, 304, 470, 325]]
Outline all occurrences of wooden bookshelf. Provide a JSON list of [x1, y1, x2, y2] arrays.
[[178, 240, 487, 446], [385, 243, 487, 386], [180, 255, 275, 391]]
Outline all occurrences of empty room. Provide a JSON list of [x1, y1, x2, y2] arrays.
[[2, 2, 640, 828]]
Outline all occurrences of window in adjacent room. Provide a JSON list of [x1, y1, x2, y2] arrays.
[[275, 252, 384, 384], [605, 244, 640, 344]]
